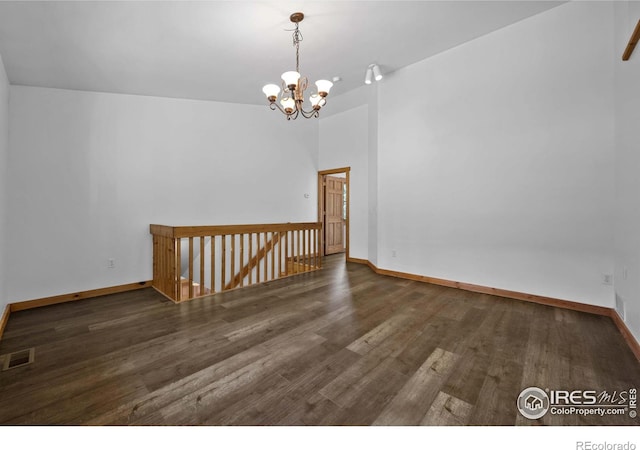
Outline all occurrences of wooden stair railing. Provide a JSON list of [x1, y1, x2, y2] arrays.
[[150, 222, 322, 303]]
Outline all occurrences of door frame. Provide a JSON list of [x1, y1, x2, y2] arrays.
[[318, 167, 351, 260]]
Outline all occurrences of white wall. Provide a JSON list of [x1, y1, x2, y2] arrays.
[[319, 85, 380, 264], [367, 86, 379, 266], [7, 86, 318, 303], [376, 1, 616, 307], [0, 55, 9, 312], [613, 1, 640, 341], [319, 103, 369, 260]]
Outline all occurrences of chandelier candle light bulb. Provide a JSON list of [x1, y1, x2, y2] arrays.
[[262, 84, 280, 102], [281, 71, 301, 90], [315, 80, 333, 97], [280, 97, 295, 113], [262, 12, 332, 120], [310, 94, 323, 110]]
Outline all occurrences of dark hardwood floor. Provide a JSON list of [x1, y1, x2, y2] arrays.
[[0, 255, 638, 425]]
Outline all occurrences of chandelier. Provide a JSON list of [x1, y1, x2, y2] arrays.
[[262, 12, 333, 120]]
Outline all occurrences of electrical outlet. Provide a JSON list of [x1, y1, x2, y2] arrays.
[[392, 250, 397, 258], [108, 258, 115, 269], [602, 274, 612, 285]]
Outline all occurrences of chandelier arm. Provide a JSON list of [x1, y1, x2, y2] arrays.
[[299, 107, 320, 119], [270, 102, 287, 114], [298, 97, 325, 117]]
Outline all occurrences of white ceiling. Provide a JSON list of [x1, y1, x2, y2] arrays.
[[0, 1, 564, 105]]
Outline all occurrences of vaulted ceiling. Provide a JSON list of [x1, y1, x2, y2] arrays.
[[0, 1, 564, 105]]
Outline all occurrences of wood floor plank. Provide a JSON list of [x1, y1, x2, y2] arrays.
[[208, 345, 361, 425], [440, 350, 491, 407], [87, 345, 268, 425], [156, 333, 326, 425], [271, 347, 362, 425], [420, 391, 474, 425], [7, 375, 151, 425], [468, 355, 524, 426], [285, 392, 345, 426], [372, 347, 460, 425], [317, 315, 424, 408], [328, 360, 409, 426], [346, 312, 414, 355]]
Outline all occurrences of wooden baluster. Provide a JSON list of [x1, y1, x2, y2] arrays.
[[293, 230, 296, 272], [299, 229, 303, 272], [284, 231, 289, 276], [163, 236, 167, 295], [239, 233, 245, 287], [291, 230, 295, 274], [303, 229, 306, 271], [317, 227, 322, 269], [306, 230, 311, 270], [153, 235, 158, 290], [175, 238, 181, 302], [316, 228, 320, 269], [248, 233, 253, 285], [157, 236, 162, 296], [256, 233, 261, 283], [309, 230, 318, 270], [167, 236, 171, 295], [155, 235, 161, 294], [221, 235, 226, 291], [210, 235, 216, 294], [159, 236, 166, 295], [200, 237, 205, 296], [279, 231, 283, 277], [296, 230, 301, 274], [157, 236, 162, 295], [305, 229, 309, 272], [188, 237, 194, 299], [263, 232, 268, 281], [271, 231, 276, 280], [169, 237, 174, 299], [284, 231, 288, 276], [232, 234, 238, 289]]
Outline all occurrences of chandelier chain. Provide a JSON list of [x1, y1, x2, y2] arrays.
[[293, 23, 302, 73]]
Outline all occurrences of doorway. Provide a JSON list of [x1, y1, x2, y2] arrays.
[[318, 167, 350, 260]]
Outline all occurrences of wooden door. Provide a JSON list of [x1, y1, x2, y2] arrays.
[[324, 175, 346, 255]]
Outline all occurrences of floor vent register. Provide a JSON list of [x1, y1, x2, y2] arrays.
[[1, 348, 35, 371]]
